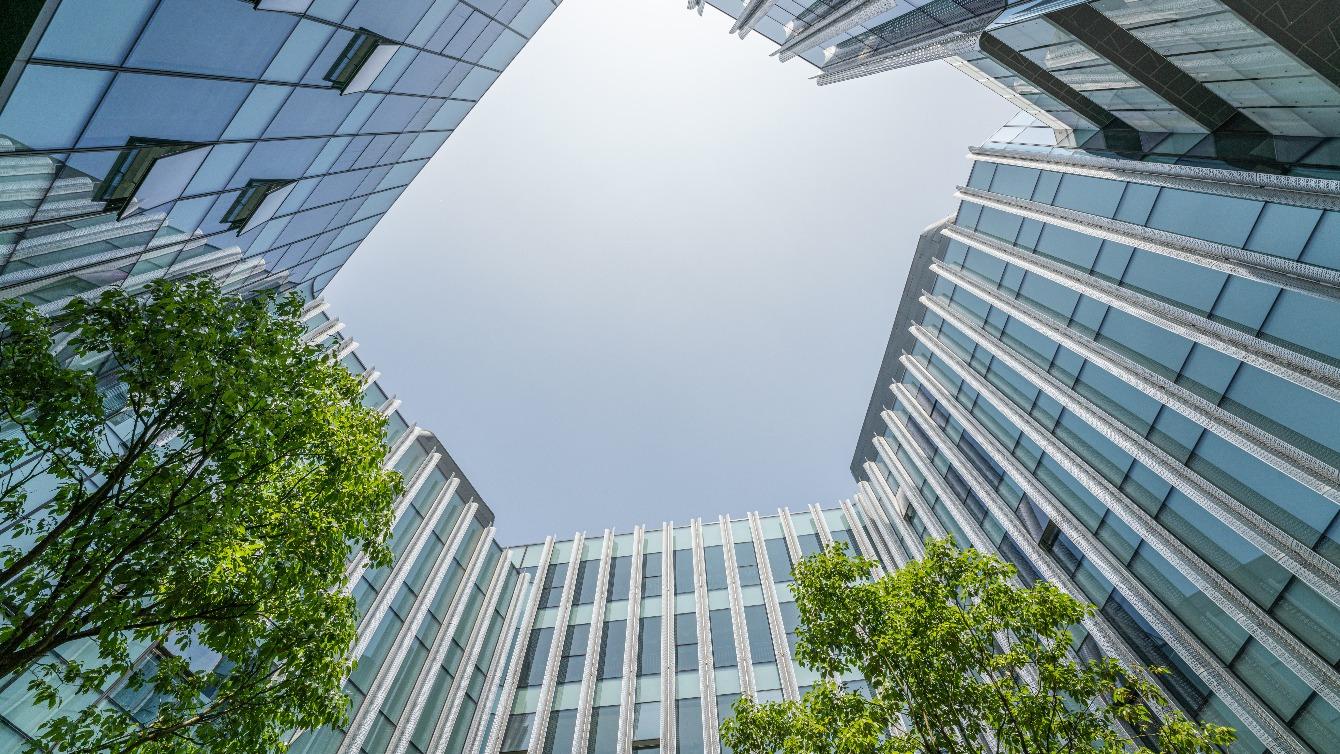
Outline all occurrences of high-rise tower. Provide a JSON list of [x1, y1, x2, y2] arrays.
[[0, 0, 560, 307], [692, 0, 1340, 168], [850, 117, 1340, 753]]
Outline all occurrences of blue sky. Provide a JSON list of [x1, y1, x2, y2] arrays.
[[325, 0, 1014, 544]]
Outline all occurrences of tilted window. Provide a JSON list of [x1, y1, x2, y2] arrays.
[[324, 29, 400, 94], [221, 178, 294, 234], [95, 138, 208, 219]]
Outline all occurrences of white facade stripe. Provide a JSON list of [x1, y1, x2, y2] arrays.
[[615, 525, 646, 754], [528, 531, 586, 754]]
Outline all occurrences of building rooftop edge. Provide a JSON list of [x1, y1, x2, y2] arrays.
[[848, 215, 954, 482]]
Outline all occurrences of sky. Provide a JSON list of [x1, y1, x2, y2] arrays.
[[324, 0, 1015, 545]]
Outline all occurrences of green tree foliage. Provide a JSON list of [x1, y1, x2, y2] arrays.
[[720, 538, 1235, 754], [0, 278, 403, 752]]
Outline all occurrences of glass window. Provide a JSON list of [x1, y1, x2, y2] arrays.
[[778, 601, 801, 656], [221, 179, 293, 232], [677, 698, 704, 754], [829, 526, 856, 554], [111, 654, 166, 724], [96, 141, 209, 217], [1190, 432, 1336, 555], [1146, 188, 1263, 248], [764, 538, 793, 583], [222, 84, 291, 140], [1121, 250, 1227, 316], [35, 0, 156, 65], [127, 0, 296, 78], [1294, 695, 1340, 754], [1154, 491, 1289, 610], [573, 559, 599, 606], [323, 29, 387, 91], [607, 555, 632, 601], [350, 606, 403, 690], [675, 612, 698, 673], [0, 64, 112, 150], [796, 533, 823, 558], [703, 545, 728, 590], [80, 73, 251, 148], [1052, 173, 1125, 217], [674, 549, 695, 595], [541, 709, 577, 754], [1230, 639, 1312, 721], [264, 86, 360, 138], [1223, 364, 1340, 468], [987, 163, 1039, 199], [479, 27, 528, 69], [599, 620, 627, 680], [716, 693, 742, 754], [264, 19, 337, 81], [1244, 202, 1321, 260], [1273, 580, 1340, 665], [743, 605, 774, 663], [1099, 591, 1209, 714], [709, 609, 736, 668], [631, 700, 659, 748], [451, 63, 499, 100], [362, 93, 425, 133], [967, 160, 996, 189], [734, 541, 761, 586], [587, 705, 620, 754], [642, 553, 662, 596], [1128, 544, 1247, 664], [519, 627, 553, 688], [1301, 211, 1340, 271], [638, 616, 661, 676], [1259, 289, 1340, 366], [558, 624, 589, 684], [541, 562, 567, 608]]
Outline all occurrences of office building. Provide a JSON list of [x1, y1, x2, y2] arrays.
[[849, 117, 1340, 753], [486, 507, 874, 754], [693, 0, 1340, 168], [1, 0, 560, 307]]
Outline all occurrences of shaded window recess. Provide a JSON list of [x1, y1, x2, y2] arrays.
[[632, 739, 661, 751], [94, 138, 209, 220], [222, 179, 295, 234], [324, 29, 400, 94]]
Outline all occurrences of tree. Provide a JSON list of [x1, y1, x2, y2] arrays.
[[0, 278, 403, 753], [720, 538, 1235, 754]]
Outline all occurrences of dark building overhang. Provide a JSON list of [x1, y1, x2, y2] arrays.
[[1216, 0, 1340, 94], [1046, 3, 1263, 135]]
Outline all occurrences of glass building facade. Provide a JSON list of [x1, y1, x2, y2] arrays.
[[0, 0, 561, 309], [689, 0, 1340, 170], [490, 508, 873, 754], [284, 308, 523, 754], [850, 118, 1340, 753]]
